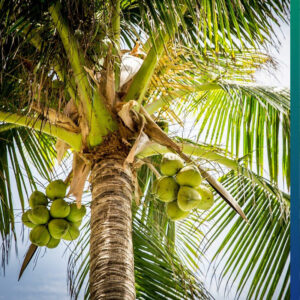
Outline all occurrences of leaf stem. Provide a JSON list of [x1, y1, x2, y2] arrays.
[[49, 2, 117, 147], [124, 7, 187, 107], [0, 111, 82, 151], [0, 124, 20, 133]]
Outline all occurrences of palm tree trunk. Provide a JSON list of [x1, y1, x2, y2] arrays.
[[90, 157, 135, 300]]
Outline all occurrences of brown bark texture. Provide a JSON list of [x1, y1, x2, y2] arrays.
[[90, 158, 135, 300]]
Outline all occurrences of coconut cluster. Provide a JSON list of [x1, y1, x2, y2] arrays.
[[22, 180, 86, 248], [154, 153, 214, 221]]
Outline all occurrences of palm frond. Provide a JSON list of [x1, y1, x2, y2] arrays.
[[122, 0, 289, 53], [203, 170, 289, 300], [190, 85, 290, 187], [149, 83, 289, 188], [133, 216, 209, 300], [144, 44, 275, 115], [150, 46, 271, 90], [1, 0, 289, 78]]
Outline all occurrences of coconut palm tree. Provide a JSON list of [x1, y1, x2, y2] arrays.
[[0, 1, 289, 299]]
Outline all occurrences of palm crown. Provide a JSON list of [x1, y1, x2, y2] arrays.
[[0, 1, 289, 299]]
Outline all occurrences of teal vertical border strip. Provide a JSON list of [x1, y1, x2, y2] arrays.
[[291, 1, 300, 299]]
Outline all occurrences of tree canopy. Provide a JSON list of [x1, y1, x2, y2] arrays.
[[0, 0, 290, 299]]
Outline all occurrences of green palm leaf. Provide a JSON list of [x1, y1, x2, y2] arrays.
[[143, 44, 276, 116], [191, 85, 290, 187], [2, 0, 289, 63], [121, 0, 289, 52], [203, 170, 289, 299]]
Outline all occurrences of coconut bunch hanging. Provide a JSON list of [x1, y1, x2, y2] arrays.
[[22, 180, 86, 248], [152, 153, 214, 221]]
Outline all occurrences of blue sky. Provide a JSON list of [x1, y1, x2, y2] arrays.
[[0, 237, 69, 299], [0, 22, 290, 300]]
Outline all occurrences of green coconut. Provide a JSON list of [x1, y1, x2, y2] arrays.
[[160, 153, 184, 176], [27, 206, 50, 225], [176, 165, 202, 187], [177, 186, 201, 211], [50, 199, 70, 218], [48, 219, 69, 239], [195, 185, 214, 210], [46, 180, 67, 200], [155, 176, 179, 202], [29, 191, 48, 208], [46, 237, 61, 249], [62, 222, 80, 241], [166, 201, 189, 221], [29, 225, 51, 246], [74, 220, 82, 228], [66, 203, 86, 223], [21, 210, 36, 228]]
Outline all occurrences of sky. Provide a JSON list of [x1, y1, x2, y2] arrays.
[[255, 22, 290, 88], [0, 21, 290, 300]]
